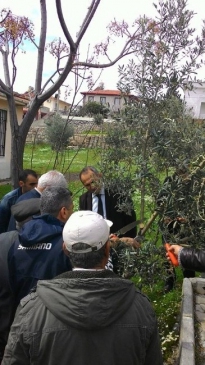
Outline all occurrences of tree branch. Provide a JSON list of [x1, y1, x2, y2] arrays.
[[0, 9, 11, 24], [35, 0, 47, 92], [76, 0, 101, 46], [37, 53, 75, 103], [74, 37, 137, 69], [1, 45, 11, 87], [55, 0, 76, 52], [0, 79, 11, 96]]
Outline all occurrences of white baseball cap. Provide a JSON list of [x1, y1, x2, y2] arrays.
[[63, 211, 113, 253]]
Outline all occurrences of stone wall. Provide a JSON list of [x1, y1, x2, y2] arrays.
[[26, 117, 109, 148]]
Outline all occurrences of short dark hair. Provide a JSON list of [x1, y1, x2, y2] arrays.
[[68, 242, 106, 269], [40, 187, 72, 217], [18, 169, 38, 182], [79, 166, 99, 181]]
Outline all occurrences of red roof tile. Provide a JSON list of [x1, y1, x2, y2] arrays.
[[81, 89, 132, 96]]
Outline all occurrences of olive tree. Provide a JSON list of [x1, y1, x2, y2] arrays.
[[100, 0, 205, 225], [96, 0, 205, 283], [45, 114, 74, 169]]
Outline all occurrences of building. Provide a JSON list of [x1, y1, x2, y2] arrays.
[[0, 91, 71, 180], [81, 88, 137, 112], [0, 93, 28, 180], [42, 94, 71, 115], [23, 93, 71, 119], [184, 82, 205, 120]]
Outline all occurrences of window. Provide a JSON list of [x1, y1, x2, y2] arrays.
[[199, 102, 205, 117], [0, 109, 7, 156], [100, 97, 106, 104], [88, 96, 94, 102], [114, 97, 120, 106]]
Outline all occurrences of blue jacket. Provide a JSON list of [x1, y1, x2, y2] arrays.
[[16, 188, 41, 202], [8, 214, 72, 307], [0, 188, 22, 233]]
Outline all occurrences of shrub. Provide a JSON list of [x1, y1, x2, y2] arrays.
[[45, 114, 74, 152], [81, 101, 109, 117]]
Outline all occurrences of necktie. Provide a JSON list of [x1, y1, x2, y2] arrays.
[[97, 194, 103, 217]]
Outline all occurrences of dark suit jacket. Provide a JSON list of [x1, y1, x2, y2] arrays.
[[79, 190, 137, 238]]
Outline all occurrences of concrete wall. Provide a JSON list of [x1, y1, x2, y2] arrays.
[[0, 100, 24, 179], [184, 83, 205, 119], [0, 99, 24, 180]]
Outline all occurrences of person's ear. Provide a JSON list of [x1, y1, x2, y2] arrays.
[[19, 180, 24, 188], [62, 242, 70, 256], [60, 206, 68, 220]]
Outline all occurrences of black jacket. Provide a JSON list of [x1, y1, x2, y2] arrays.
[[180, 247, 205, 272], [3, 270, 163, 365], [0, 231, 19, 363], [79, 190, 137, 238]]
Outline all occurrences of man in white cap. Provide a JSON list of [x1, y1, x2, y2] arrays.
[[2, 211, 163, 365]]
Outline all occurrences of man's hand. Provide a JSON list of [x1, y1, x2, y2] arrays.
[[121, 237, 141, 249], [109, 234, 120, 248], [166, 244, 183, 263], [109, 234, 140, 249]]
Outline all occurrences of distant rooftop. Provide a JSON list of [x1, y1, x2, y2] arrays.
[[81, 88, 136, 97]]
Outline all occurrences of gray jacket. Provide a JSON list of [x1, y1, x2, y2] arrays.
[[2, 270, 163, 365]]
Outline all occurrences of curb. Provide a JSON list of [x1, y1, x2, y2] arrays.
[[179, 278, 195, 365]]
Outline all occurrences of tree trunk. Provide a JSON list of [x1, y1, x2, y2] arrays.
[[8, 94, 41, 188], [10, 131, 24, 188], [140, 128, 150, 222]]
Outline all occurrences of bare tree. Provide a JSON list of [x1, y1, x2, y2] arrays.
[[0, 0, 150, 187]]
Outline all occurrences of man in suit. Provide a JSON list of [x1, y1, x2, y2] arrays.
[[79, 166, 137, 238]]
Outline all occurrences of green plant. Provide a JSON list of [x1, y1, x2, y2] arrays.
[[0, 184, 11, 200], [81, 101, 109, 117], [45, 115, 74, 153], [93, 113, 104, 125]]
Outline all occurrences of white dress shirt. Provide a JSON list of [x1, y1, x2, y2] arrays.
[[92, 187, 106, 218]]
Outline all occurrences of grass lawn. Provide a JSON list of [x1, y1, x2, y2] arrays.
[[0, 184, 12, 200], [23, 143, 100, 176]]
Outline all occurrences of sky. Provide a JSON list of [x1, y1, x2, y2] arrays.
[[0, 0, 205, 104]]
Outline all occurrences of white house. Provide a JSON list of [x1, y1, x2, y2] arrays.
[[43, 95, 71, 115], [81, 88, 137, 112], [184, 82, 205, 120]]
